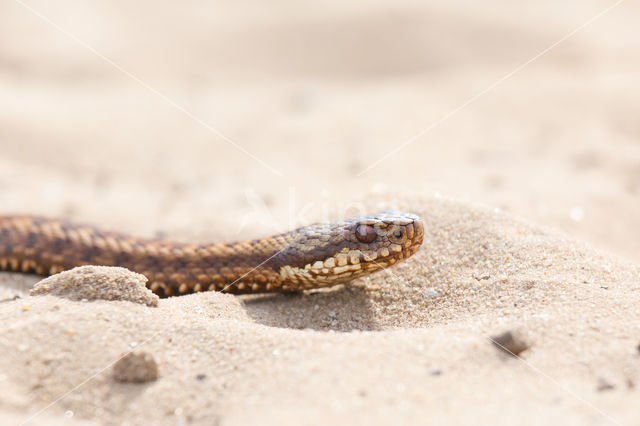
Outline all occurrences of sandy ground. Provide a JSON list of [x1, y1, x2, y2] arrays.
[[1, 0, 639, 424]]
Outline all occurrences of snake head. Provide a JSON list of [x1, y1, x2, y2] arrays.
[[276, 210, 424, 290]]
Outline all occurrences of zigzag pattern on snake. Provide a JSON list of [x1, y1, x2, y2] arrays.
[[0, 210, 424, 297]]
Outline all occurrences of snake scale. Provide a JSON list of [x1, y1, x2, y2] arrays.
[[0, 211, 424, 297]]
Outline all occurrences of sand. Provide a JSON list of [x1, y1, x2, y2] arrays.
[[1, 198, 639, 425], [1, 1, 640, 425]]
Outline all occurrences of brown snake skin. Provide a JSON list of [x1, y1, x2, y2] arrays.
[[0, 211, 424, 297]]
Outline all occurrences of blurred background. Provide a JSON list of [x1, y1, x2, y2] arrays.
[[0, 0, 638, 260]]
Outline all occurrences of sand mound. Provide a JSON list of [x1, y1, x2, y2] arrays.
[[30, 265, 159, 307], [242, 197, 640, 331]]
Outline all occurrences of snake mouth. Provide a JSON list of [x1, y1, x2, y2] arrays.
[[405, 239, 423, 256], [409, 216, 425, 250]]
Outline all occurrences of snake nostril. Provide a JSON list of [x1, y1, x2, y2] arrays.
[[355, 224, 377, 243]]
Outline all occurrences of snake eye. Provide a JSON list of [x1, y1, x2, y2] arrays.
[[355, 224, 377, 243], [392, 229, 403, 239]]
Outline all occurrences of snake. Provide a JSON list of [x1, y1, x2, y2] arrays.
[[0, 210, 424, 297]]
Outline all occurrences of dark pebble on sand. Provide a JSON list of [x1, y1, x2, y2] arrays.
[[490, 329, 531, 357], [596, 377, 615, 392], [113, 352, 159, 383]]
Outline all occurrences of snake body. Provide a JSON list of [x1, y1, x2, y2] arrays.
[[0, 211, 424, 297]]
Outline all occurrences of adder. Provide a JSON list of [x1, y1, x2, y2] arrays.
[[0, 210, 424, 297]]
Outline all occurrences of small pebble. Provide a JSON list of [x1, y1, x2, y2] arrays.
[[490, 329, 531, 357], [113, 352, 159, 383], [424, 287, 440, 298], [196, 374, 206, 381], [596, 377, 615, 392]]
